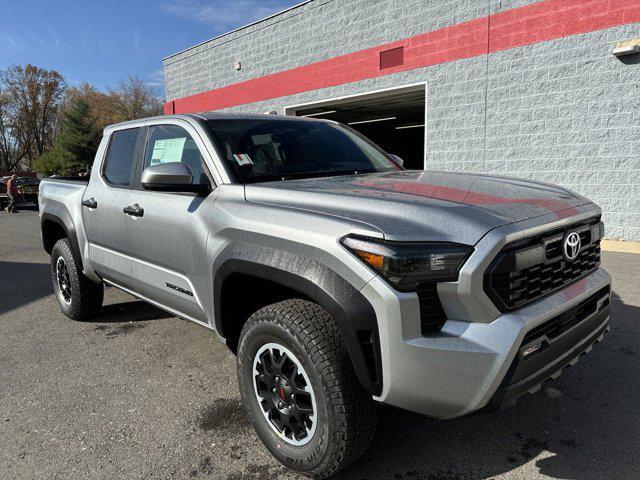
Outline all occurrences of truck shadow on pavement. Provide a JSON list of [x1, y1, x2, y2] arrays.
[[91, 300, 173, 338], [333, 292, 640, 480], [0, 261, 172, 326], [93, 297, 173, 324], [0, 261, 53, 316]]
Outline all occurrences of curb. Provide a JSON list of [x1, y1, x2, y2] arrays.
[[601, 240, 640, 254]]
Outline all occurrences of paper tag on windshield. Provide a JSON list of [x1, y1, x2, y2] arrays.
[[233, 153, 253, 166]]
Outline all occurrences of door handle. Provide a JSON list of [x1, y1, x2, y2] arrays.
[[81, 198, 97, 209], [123, 204, 144, 217]]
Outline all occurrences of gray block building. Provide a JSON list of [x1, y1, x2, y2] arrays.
[[162, 0, 640, 241]]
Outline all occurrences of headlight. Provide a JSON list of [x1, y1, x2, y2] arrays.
[[341, 236, 473, 292]]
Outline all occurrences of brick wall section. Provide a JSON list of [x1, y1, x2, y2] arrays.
[[163, 1, 640, 240]]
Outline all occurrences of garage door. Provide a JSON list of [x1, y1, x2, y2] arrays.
[[285, 84, 426, 170]]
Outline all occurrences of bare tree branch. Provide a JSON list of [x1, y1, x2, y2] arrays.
[[1, 64, 66, 168], [109, 75, 163, 121]]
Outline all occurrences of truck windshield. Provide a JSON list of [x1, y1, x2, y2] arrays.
[[205, 118, 398, 184]]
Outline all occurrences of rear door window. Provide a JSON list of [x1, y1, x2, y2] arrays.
[[103, 128, 140, 186]]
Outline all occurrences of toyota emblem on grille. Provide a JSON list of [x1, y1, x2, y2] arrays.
[[563, 232, 581, 262]]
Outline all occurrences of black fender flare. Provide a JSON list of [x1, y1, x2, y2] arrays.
[[41, 212, 83, 270], [213, 246, 383, 396]]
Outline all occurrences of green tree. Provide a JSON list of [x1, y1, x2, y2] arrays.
[[36, 98, 99, 175]]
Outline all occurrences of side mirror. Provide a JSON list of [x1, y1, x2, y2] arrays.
[[141, 162, 207, 193], [388, 154, 405, 168]]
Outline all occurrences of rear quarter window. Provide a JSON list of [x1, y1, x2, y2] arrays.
[[103, 128, 139, 186]]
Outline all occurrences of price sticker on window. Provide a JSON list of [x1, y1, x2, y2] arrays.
[[151, 138, 186, 164]]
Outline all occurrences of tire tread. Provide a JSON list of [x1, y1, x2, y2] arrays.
[[51, 238, 103, 321], [238, 299, 376, 478]]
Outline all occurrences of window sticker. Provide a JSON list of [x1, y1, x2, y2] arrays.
[[233, 153, 254, 166], [151, 137, 186, 165]]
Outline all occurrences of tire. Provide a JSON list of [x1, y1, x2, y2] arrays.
[[237, 299, 377, 479], [50, 238, 103, 321]]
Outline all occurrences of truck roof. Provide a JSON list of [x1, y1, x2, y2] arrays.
[[103, 112, 326, 134], [189, 112, 321, 121]]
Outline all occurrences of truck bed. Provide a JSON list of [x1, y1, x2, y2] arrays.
[[39, 177, 88, 225], [44, 176, 91, 184]]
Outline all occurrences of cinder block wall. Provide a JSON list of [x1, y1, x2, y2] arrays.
[[164, 0, 494, 101], [164, 0, 640, 241]]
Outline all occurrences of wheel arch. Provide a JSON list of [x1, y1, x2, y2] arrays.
[[41, 212, 83, 269], [214, 248, 383, 396]]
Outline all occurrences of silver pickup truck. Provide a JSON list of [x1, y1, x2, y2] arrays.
[[39, 113, 611, 478]]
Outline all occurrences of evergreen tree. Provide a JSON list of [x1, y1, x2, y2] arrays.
[[37, 98, 99, 175]]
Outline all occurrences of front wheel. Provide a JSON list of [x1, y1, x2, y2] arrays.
[[237, 299, 377, 478], [51, 238, 103, 321]]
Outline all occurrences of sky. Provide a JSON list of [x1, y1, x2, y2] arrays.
[[0, 0, 301, 97]]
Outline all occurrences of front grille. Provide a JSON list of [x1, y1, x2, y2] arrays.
[[485, 217, 603, 312], [416, 282, 447, 334]]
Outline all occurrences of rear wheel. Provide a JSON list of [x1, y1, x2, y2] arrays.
[[51, 238, 103, 320], [237, 299, 377, 478]]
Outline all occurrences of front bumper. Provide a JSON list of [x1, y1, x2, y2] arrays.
[[365, 267, 611, 419], [364, 206, 611, 419], [487, 284, 609, 410]]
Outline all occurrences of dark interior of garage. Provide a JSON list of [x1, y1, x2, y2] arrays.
[[290, 85, 425, 170]]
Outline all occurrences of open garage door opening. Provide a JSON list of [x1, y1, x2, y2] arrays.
[[285, 84, 426, 170]]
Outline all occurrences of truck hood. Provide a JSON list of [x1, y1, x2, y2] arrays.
[[244, 171, 591, 245]]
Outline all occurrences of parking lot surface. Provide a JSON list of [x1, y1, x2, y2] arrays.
[[1, 209, 639, 480]]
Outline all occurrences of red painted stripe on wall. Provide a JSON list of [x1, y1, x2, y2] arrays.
[[165, 0, 640, 114]]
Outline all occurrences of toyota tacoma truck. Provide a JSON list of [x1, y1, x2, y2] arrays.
[[39, 113, 611, 478]]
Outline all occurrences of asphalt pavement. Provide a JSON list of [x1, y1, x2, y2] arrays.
[[1, 208, 639, 480]]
